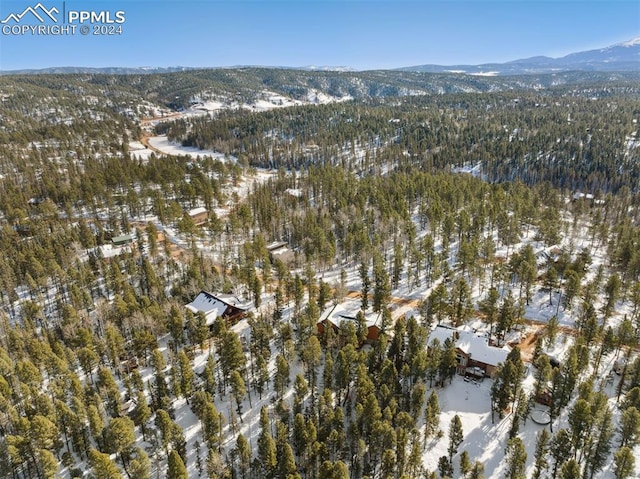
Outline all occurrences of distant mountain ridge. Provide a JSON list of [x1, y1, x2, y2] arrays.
[[0, 66, 198, 75], [398, 37, 640, 75], [0, 65, 358, 75], [1, 37, 638, 80], [2, 38, 638, 76]]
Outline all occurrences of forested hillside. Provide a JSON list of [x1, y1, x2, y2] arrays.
[[0, 69, 638, 479]]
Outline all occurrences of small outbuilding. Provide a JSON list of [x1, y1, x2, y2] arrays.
[[112, 234, 134, 246]]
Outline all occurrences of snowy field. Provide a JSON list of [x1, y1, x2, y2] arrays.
[[186, 89, 353, 115], [127, 140, 155, 161], [147, 136, 234, 161]]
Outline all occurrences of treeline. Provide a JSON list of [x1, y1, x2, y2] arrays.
[[164, 87, 640, 193]]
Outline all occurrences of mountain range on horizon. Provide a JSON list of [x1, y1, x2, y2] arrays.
[[398, 37, 640, 75], [1, 37, 638, 75]]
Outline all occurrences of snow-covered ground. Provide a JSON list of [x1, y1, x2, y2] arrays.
[[147, 135, 234, 161], [19, 152, 636, 478], [187, 89, 353, 115], [425, 342, 626, 479], [127, 140, 155, 161]]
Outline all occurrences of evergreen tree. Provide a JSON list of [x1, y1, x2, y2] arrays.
[[154, 409, 176, 455], [177, 350, 195, 403], [319, 460, 349, 479], [449, 277, 473, 326], [128, 448, 151, 479], [235, 433, 251, 479], [277, 443, 300, 479], [496, 292, 518, 343], [568, 398, 592, 459], [89, 449, 123, 479], [543, 265, 559, 306], [583, 406, 613, 479], [381, 448, 396, 479], [533, 353, 552, 403], [439, 337, 457, 386], [613, 446, 635, 479], [503, 437, 527, 479], [531, 428, 550, 479], [229, 370, 247, 417], [372, 251, 390, 313], [105, 416, 135, 470], [257, 407, 277, 478], [132, 391, 151, 440], [491, 349, 524, 421], [219, 330, 246, 390], [437, 455, 453, 478], [426, 339, 442, 388], [619, 406, 640, 448], [469, 461, 485, 479], [38, 449, 59, 479], [201, 402, 221, 451], [167, 449, 188, 479], [478, 287, 499, 341], [360, 260, 370, 311], [447, 415, 463, 462], [562, 269, 581, 311], [508, 389, 527, 439], [559, 459, 580, 479], [601, 273, 621, 319], [424, 390, 440, 442], [546, 315, 559, 349], [550, 429, 572, 479], [274, 354, 290, 399], [459, 450, 471, 479]]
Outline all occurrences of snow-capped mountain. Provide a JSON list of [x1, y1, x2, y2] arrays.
[[555, 37, 639, 66], [399, 37, 640, 75]]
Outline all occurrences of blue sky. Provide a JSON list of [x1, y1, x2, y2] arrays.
[[0, 0, 638, 70]]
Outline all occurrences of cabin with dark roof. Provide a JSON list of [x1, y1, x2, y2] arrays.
[[185, 291, 250, 327]]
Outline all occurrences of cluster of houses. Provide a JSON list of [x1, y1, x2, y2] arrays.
[[315, 298, 510, 379], [182, 289, 511, 380]]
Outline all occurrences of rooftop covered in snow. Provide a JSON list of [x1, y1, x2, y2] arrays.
[[319, 299, 382, 329], [428, 324, 509, 368], [185, 291, 250, 326]]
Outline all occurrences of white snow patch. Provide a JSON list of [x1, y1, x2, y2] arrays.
[[147, 136, 233, 162]]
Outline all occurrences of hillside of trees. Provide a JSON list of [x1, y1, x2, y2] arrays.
[[0, 70, 638, 478]]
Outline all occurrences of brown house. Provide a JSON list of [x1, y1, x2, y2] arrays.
[[266, 241, 295, 265], [427, 325, 509, 378], [186, 207, 209, 226], [317, 300, 382, 344], [185, 291, 250, 327]]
